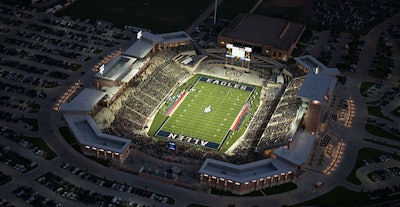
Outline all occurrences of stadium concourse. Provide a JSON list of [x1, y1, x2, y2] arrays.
[[60, 28, 342, 195]]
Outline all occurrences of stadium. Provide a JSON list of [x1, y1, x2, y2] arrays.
[[61, 28, 342, 195]]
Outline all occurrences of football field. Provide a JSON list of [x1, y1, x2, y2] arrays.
[[156, 76, 254, 149]]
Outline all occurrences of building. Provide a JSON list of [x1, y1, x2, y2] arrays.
[[63, 114, 131, 164], [297, 73, 337, 133], [199, 128, 316, 195], [295, 55, 340, 133], [206, 55, 341, 195], [123, 31, 192, 59], [60, 88, 106, 115], [94, 55, 149, 106], [94, 31, 192, 106], [61, 30, 192, 165], [199, 158, 294, 195], [294, 55, 340, 76], [217, 14, 305, 61]]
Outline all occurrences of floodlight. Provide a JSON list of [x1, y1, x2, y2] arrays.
[[99, 64, 105, 75]]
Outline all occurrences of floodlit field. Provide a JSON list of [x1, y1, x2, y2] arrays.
[[157, 76, 254, 148]]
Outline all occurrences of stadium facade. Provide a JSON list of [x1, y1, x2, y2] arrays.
[[199, 56, 340, 195], [94, 31, 191, 107], [217, 14, 306, 61], [199, 158, 295, 195], [61, 31, 192, 163], [295, 55, 341, 133], [60, 27, 340, 195]]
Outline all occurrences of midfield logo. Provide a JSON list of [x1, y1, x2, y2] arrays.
[[199, 76, 254, 92]]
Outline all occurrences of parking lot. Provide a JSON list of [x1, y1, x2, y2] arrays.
[[0, 3, 134, 134], [0, 2, 153, 206], [60, 162, 171, 205], [0, 144, 38, 174]]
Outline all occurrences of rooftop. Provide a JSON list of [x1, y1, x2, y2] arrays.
[[120, 58, 149, 83], [124, 31, 191, 59], [124, 38, 155, 59], [220, 14, 305, 50], [297, 73, 334, 102], [294, 55, 341, 77], [199, 158, 294, 183], [273, 130, 316, 166], [63, 114, 131, 153], [95, 55, 137, 81], [158, 31, 192, 44], [60, 88, 106, 113]]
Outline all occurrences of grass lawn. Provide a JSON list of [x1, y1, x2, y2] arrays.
[[376, 37, 393, 55], [365, 124, 400, 141], [337, 76, 347, 85], [366, 100, 380, 105], [294, 186, 369, 207], [0, 173, 12, 185], [368, 55, 391, 79], [21, 136, 57, 160], [346, 148, 396, 185], [21, 118, 39, 132], [58, 126, 82, 153], [391, 106, 400, 118], [367, 105, 393, 121], [360, 82, 375, 96], [87, 156, 112, 167], [28, 101, 41, 113], [59, 0, 213, 32], [364, 138, 400, 150], [262, 182, 297, 195]]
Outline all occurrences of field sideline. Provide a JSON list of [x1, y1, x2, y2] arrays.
[[155, 76, 254, 149]]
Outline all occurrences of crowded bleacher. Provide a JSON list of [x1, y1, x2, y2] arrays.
[[89, 40, 312, 166], [257, 76, 305, 148], [104, 50, 190, 136]]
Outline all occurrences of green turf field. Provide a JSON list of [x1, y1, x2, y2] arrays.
[[159, 77, 253, 146]]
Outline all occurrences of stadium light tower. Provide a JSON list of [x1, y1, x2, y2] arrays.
[[214, 0, 217, 25], [137, 30, 142, 57], [99, 64, 104, 88]]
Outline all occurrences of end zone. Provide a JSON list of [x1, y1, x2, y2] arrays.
[[155, 130, 220, 149]]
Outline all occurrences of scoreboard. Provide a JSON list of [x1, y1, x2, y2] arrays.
[[226, 43, 252, 61]]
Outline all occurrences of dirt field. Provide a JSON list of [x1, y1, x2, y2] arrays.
[[272, 0, 303, 7]]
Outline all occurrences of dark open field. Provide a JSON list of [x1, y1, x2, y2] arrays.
[[59, 0, 213, 32]]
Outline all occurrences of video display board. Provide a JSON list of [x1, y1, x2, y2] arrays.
[[226, 43, 251, 61]]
